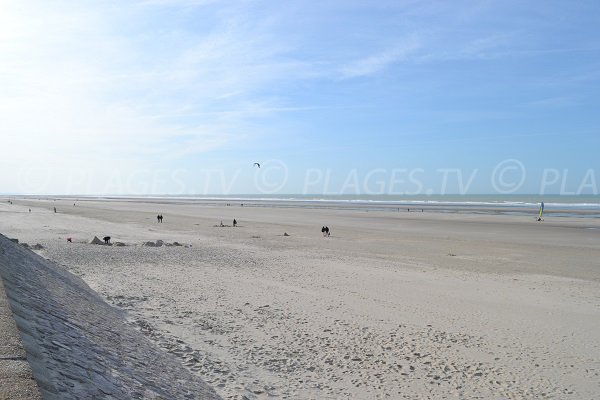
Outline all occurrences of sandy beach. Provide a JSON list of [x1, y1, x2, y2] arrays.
[[1, 197, 599, 399]]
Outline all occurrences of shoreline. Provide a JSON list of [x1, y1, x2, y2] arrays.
[[3, 194, 600, 218]]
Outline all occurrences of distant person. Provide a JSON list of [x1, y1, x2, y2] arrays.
[[103, 236, 111, 244], [157, 214, 160, 223], [159, 215, 163, 223], [67, 237, 72, 243], [54, 207, 57, 213], [233, 218, 237, 227], [321, 226, 326, 237], [220, 220, 224, 227], [325, 226, 330, 237]]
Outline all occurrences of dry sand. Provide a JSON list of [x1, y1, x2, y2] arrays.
[[1, 197, 599, 399]]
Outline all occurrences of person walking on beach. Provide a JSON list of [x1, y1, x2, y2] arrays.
[[160, 215, 163, 223], [157, 214, 161, 223], [54, 207, 57, 213], [325, 226, 330, 237], [233, 218, 237, 227]]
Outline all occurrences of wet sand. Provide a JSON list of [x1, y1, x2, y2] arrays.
[[1, 197, 599, 399]]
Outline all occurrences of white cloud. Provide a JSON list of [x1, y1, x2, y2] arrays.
[[520, 96, 579, 109], [339, 39, 421, 79], [0, 1, 310, 185]]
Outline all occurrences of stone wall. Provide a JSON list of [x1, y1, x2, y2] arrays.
[[0, 277, 40, 399], [0, 234, 221, 400]]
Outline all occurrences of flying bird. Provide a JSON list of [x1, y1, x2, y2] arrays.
[[253, 162, 261, 168]]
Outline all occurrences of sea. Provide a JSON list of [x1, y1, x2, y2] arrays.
[[113, 194, 600, 218]]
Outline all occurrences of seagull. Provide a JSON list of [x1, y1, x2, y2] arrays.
[[253, 162, 261, 168]]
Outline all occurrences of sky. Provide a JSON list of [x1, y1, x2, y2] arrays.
[[1, 0, 599, 196]]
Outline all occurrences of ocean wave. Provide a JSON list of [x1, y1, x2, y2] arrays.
[[107, 195, 600, 209]]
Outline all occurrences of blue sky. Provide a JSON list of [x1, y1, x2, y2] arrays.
[[1, 0, 599, 195]]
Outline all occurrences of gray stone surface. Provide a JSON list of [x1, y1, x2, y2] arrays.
[[0, 278, 41, 400], [0, 234, 221, 400]]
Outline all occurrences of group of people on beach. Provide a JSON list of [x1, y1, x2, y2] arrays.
[[156, 214, 164, 223], [321, 226, 330, 237]]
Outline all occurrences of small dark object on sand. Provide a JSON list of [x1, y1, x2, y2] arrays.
[[283, 232, 290, 236], [89, 236, 103, 245], [103, 236, 111, 244], [67, 237, 72, 243]]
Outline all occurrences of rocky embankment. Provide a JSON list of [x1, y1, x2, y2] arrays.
[[0, 234, 220, 399]]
